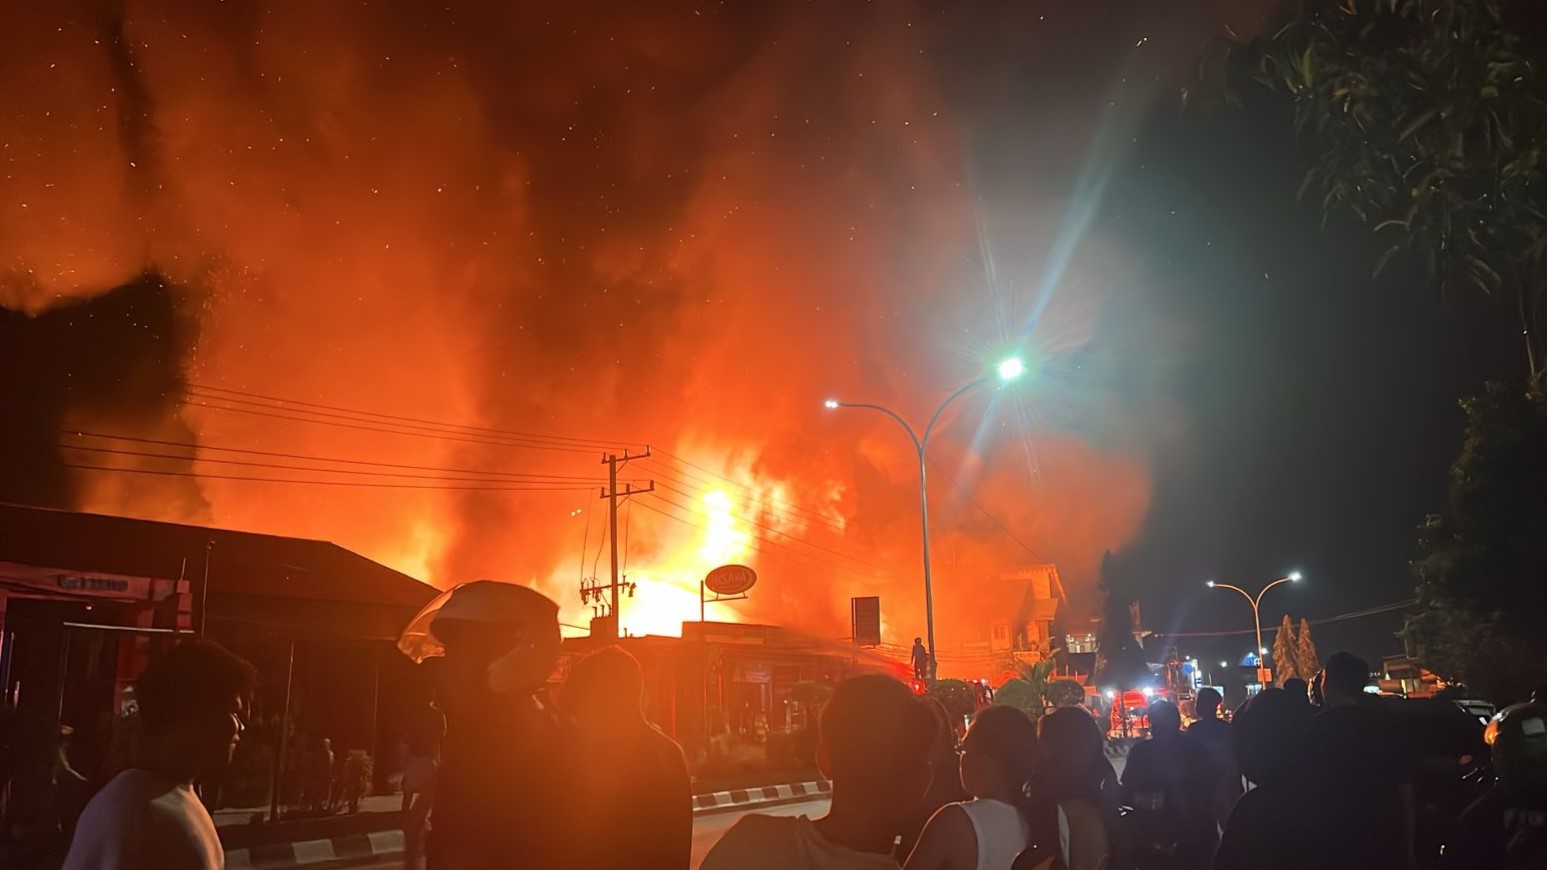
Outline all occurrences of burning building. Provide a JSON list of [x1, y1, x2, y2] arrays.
[[0, 2, 1158, 657]]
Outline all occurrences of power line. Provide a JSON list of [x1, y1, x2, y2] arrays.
[[622, 500, 632, 575], [188, 383, 642, 450], [650, 479, 884, 575], [647, 450, 847, 534], [61, 442, 610, 485], [180, 398, 607, 455], [630, 498, 853, 579], [577, 499, 594, 581], [184, 390, 615, 454], [927, 458, 1047, 564], [1153, 599, 1416, 638], [62, 431, 608, 482], [639, 490, 903, 585], [62, 463, 595, 492]]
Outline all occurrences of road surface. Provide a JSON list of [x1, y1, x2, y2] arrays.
[[690, 797, 829, 867], [342, 753, 1131, 870], [349, 796, 830, 870]]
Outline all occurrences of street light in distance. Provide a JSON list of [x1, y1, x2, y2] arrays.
[[1207, 572, 1303, 686]]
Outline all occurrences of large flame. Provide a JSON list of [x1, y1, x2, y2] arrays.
[[0, 1, 1203, 659]]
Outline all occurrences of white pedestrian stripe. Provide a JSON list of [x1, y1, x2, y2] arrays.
[[291, 838, 337, 865]]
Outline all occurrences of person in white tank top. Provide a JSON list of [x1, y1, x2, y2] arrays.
[[904, 706, 1048, 870]]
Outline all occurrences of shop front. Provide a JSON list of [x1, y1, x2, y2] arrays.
[[0, 504, 435, 858]]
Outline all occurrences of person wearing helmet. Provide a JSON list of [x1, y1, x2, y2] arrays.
[[420, 581, 573, 870], [1444, 702, 1547, 867]]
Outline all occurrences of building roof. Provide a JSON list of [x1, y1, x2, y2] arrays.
[[0, 503, 435, 639], [1024, 597, 1061, 622]]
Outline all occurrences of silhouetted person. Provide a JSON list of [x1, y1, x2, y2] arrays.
[[1038, 707, 1116, 870], [1303, 651, 1411, 868], [63, 639, 255, 870], [1308, 670, 1326, 707], [1280, 677, 1309, 707], [1445, 701, 1547, 867], [1212, 688, 1317, 870], [898, 699, 970, 859], [906, 705, 1055, 870], [912, 639, 930, 681], [1122, 699, 1217, 869], [426, 581, 573, 870], [402, 699, 444, 869], [1185, 687, 1241, 830], [305, 736, 334, 812], [562, 646, 691, 870], [703, 674, 937, 870]]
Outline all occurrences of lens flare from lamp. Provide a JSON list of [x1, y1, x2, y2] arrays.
[[1289, 571, 1303, 581], [823, 399, 839, 409], [996, 357, 1026, 381]]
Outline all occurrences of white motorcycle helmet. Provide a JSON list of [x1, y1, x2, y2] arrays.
[[398, 579, 560, 694]]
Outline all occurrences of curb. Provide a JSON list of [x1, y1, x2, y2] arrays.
[[692, 779, 831, 814], [226, 829, 403, 869]]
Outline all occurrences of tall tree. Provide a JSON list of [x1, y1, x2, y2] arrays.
[[1296, 618, 1321, 680], [1271, 614, 1301, 685], [1207, 0, 1547, 376], [1403, 376, 1547, 699], [1094, 551, 1151, 691]]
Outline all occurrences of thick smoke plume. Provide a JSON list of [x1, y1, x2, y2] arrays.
[[0, 1, 1261, 656]]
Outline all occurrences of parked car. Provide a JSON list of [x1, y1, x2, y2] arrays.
[[1452, 698, 1496, 726]]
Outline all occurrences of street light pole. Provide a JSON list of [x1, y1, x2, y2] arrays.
[[1207, 572, 1301, 686], [825, 359, 1024, 680]]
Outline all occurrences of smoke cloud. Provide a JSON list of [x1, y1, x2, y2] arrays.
[[0, 1, 1256, 657]]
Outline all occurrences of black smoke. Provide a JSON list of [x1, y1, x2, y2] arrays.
[[0, 271, 205, 515]]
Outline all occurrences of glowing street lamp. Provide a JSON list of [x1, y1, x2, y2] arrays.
[[1207, 572, 1302, 685], [823, 355, 1028, 679]]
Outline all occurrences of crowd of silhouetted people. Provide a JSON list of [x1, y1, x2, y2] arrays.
[[41, 582, 1547, 869]]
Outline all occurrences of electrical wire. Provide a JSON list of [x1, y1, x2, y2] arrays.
[[1152, 599, 1417, 638], [650, 479, 883, 574], [647, 450, 847, 534], [62, 463, 596, 492], [188, 383, 642, 450], [180, 398, 605, 455], [590, 507, 609, 579], [577, 499, 593, 581], [638, 490, 904, 585], [62, 430, 608, 482], [622, 500, 632, 575], [60, 442, 609, 485], [926, 458, 1047, 564]]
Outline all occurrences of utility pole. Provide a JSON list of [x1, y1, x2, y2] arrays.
[[586, 449, 653, 639]]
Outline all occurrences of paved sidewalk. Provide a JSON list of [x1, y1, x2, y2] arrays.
[[227, 830, 403, 870]]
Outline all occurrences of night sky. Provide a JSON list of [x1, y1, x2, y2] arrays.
[[0, 1, 1525, 660]]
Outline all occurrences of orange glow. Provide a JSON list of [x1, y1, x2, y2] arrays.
[[2, 3, 1158, 654]]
